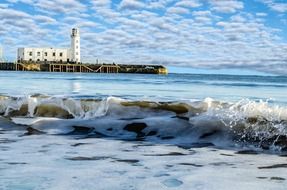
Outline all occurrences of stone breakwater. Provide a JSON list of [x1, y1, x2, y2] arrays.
[[0, 62, 168, 74]]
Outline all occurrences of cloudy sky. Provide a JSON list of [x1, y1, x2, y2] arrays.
[[0, 0, 286, 74]]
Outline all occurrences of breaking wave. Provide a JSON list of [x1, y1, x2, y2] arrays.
[[1, 95, 287, 151]]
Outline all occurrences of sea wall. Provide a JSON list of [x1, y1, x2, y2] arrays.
[[0, 62, 15, 70], [0, 62, 168, 74]]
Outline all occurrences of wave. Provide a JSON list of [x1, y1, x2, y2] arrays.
[[1, 95, 287, 151]]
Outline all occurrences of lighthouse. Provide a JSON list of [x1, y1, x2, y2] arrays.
[[0, 46, 3, 62], [70, 28, 81, 63]]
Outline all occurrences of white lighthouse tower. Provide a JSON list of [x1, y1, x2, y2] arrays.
[[70, 28, 80, 63], [0, 46, 3, 62]]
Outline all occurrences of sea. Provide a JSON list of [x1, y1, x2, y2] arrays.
[[0, 71, 287, 190]]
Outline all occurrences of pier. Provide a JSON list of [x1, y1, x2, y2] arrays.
[[0, 28, 168, 75], [0, 62, 168, 74]]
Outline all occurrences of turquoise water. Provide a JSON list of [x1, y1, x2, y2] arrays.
[[0, 71, 286, 104]]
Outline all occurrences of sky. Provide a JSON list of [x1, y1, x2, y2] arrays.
[[0, 0, 286, 75]]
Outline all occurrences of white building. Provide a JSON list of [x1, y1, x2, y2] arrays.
[[17, 28, 81, 63], [17, 48, 69, 63]]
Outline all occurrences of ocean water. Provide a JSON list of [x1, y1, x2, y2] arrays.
[[1, 71, 287, 190], [1, 71, 287, 102]]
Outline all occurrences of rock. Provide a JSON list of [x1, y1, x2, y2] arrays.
[[8, 104, 28, 117], [236, 130, 287, 151], [143, 152, 186, 156], [23, 127, 45, 136], [236, 150, 258, 155], [258, 135, 287, 150], [247, 117, 259, 124], [119, 117, 144, 121], [256, 177, 268, 179], [83, 131, 109, 138], [160, 136, 175, 140], [34, 104, 74, 119], [6, 162, 27, 165], [66, 126, 94, 135], [71, 143, 90, 147], [121, 101, 189, 114], [210, 162, 234, 166], [158, 103, 189, 114], [270, 177, 285, 181], [279, 153, 287, 157], [66, 156, 110, 161], [146, 130, 157, 136], [190, 142, 215, 148], [220, 153, 234, 157], [172, 116, 189, 121], [246, 117, 268, 124], [199, 130, 219, 139], [273, 135, 287, 148], [123, 123, 148, 138], [165, 152, 186, 156], [178, 163, 203, 167], [115, 159, 139, 164], [258, 163, 287, 169]]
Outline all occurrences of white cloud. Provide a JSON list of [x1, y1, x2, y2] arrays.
[[34, 15, 57, 24], [34, 0, 87, 15], [119, 0, 145, 10], [193, 11, 212, 17], [0, 3, 9, 8], [175, 0, 202, 8], [1, 0, 287, 74], [256, 12, 267, 17], [92, 0, 111, 7], [209, 0, 244, 13], [259, 0, 287, 13], [0, 7, 30, 19], [5, 0, 33, 3], [167, 7, 190, 15], [269, 3, 287, 12]]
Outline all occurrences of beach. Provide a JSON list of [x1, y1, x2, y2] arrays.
[[0, 71, 287, 189]]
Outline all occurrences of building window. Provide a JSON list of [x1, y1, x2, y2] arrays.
[[76, 52, 78, 55], [59, 52, 63, 57], [37, 59, 40, 62], [29, 59, 32, 61], [29, 52, 32, 56], [44, 52, 48, 56], [37, 52, 41, 56], [53, 52, 56, 56], [44, 59, 47, 62]]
